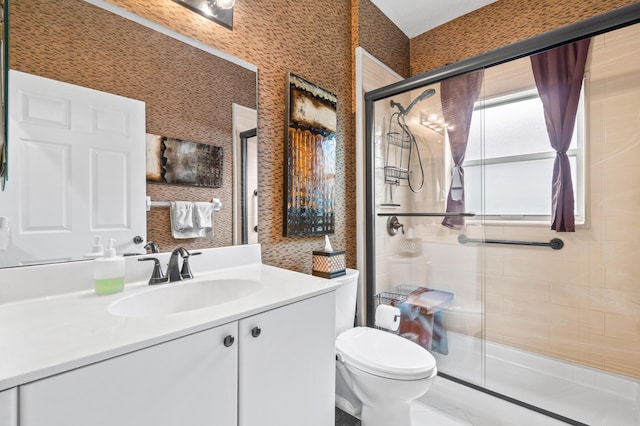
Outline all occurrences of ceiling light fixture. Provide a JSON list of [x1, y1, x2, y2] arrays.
[[213, 0, 235, 10], [420, 112, 450, 134], [175, 0, 234, 29]]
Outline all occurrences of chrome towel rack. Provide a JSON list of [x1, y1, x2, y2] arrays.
[[458, 234, 564, 250]]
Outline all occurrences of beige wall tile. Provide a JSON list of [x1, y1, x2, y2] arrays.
[[603, 336, 640, 378], [486, 313, 550, 348], [603, 288, 640, 317], [550, 284, 603, 311], [605, 312, 640, 340], [548, 328, 604, 368]]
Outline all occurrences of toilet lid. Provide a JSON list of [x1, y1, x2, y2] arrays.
[[336, 327, 437, 380]]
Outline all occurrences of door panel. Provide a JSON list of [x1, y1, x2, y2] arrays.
[[0, 70, 146, 266]]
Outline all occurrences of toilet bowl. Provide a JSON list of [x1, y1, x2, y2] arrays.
[[334, 270, 437, 426]]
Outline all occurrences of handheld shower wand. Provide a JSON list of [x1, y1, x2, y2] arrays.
[[390, 88, 436, 117]]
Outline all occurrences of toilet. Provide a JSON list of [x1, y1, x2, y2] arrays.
[[334, 269, 437, 426]]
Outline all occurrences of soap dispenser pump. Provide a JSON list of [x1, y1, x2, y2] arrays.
[[94, 238, 125, 295], [84, 236, 104, 259]]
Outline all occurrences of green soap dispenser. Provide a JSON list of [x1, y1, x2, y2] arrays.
[[94, 238, 125, 295]]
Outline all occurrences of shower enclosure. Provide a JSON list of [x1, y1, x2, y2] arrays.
[[363, 5, 640, 425]]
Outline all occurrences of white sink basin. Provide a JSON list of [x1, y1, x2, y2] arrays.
[[108, 279, 262, 317]]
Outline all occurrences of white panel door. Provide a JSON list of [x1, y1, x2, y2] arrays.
[[0, 388, 17, 426], [0, 70, 146, 266], [239, 292, 336, 426], [20, 322, 238, 426]]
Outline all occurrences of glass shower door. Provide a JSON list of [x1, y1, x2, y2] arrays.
[[369, 73, 487, 389]]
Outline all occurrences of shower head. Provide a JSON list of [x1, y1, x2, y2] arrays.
[[405, 88, 436, 115], [389, 88, 436, 117]]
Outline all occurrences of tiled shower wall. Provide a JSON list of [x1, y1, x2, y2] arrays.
[[413, 23, 640, 379]]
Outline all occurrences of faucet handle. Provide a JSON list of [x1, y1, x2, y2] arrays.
[[138, 257, 167, 285], [180, 251, 201, 280], [144, 241, 160, 254]]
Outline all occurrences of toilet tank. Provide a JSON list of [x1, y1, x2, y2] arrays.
[[335, 269, 359, 337]]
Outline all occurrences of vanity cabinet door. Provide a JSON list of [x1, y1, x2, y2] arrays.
[[19, 322, 238, 426], [238, 292, 336, 426], [0, 388, 17, 426]]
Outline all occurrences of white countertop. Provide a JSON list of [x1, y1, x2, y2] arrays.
[[0, 245, 339, 391]]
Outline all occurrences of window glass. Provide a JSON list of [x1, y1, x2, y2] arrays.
[[465, 157, 578, 217], [463, 89, 584, 221]]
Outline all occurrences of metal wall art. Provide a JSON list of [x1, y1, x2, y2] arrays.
[[146, 134, 223, 188], [171, 0, 233, 30], [283, 73, 337, 237]]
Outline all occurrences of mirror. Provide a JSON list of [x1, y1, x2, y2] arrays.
[[0, 0, 257, 268]]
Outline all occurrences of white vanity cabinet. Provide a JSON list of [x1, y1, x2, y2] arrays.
[[16, 291, 336, 426], [0, 388, 17, 426], [19, 322, 238, 426], [239, 292, 336, 426]]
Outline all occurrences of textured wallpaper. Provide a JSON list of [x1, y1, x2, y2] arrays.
[[103, 0, 356, 272], [356, 0, 410, 78], [410, 0, 639, 74]]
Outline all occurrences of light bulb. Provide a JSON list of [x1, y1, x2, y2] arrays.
[[216, 0, 235, 9]]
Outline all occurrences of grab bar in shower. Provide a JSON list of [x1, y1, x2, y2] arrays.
[[458, 234, 564, 250], [377, 212, 476, 217]]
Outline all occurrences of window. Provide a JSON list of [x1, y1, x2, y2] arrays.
[[461, 88, 585, 223]]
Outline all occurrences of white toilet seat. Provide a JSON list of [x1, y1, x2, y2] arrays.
[[336, 327, 436, 380]]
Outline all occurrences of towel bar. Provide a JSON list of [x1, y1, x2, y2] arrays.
[[145, 196, 222, 212]]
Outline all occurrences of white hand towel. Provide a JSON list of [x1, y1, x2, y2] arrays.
[[170, 201, 196, 239], [194, 202, 214, 236]]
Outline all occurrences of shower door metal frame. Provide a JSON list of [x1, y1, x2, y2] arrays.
[[363, 3, 640, 425]]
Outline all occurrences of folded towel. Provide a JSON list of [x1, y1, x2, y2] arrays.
[[170, 201, 197, 239], [194, 202, 214, 237], [194, 202, 214, 229], [169, 201, 216, 239], [170, 201, 194, 231]]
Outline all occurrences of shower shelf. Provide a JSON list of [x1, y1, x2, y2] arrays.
[[377, 212, 476, 217], [386, 131, 412, 149], [383, 166, 409, 180]]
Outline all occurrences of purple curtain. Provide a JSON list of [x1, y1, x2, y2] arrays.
[[441, 70, 484, 229], [530, 39, 591, 232]]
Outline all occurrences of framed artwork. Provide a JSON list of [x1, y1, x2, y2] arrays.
[[146, 134, 223, 188], [283, 73, 337, 237], [171, 0, 233, 30]]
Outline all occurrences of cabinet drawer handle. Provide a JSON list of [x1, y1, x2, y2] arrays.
[[223, 335, 235, 347], [251, 327, 261, 338]]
